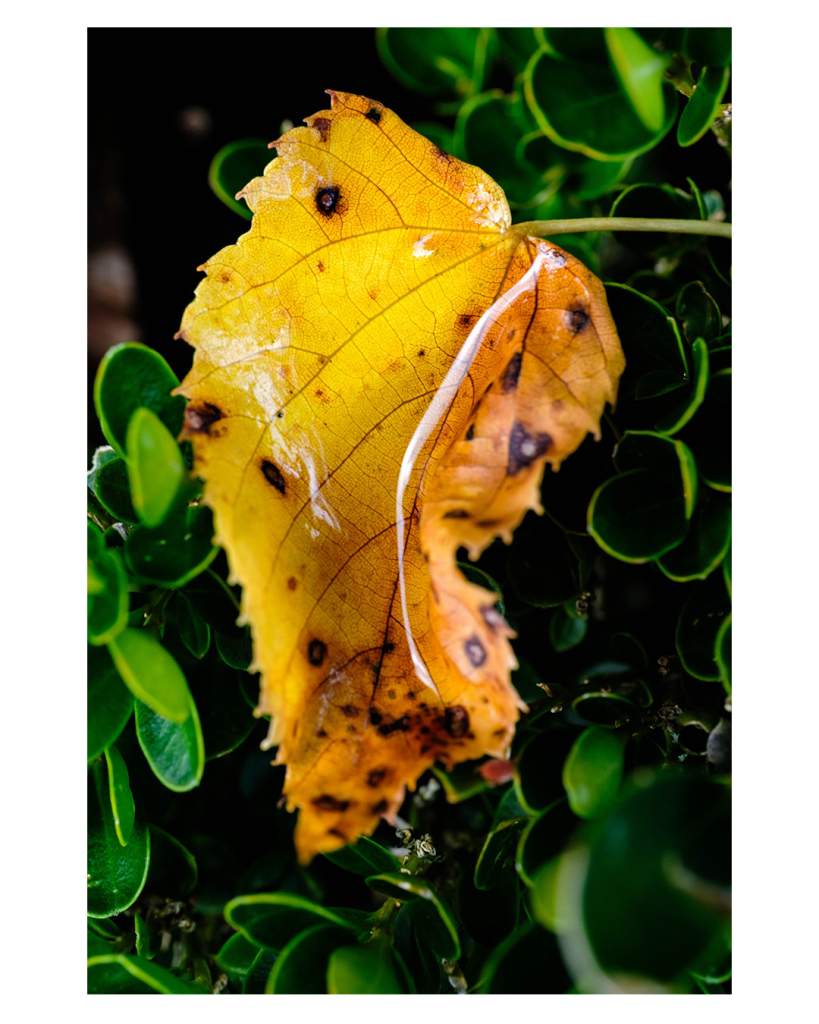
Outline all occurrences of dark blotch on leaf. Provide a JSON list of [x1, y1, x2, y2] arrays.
[[433, 145, 453, 162], [315, 185, 341, 217], [567, 307, 590, 334], [261, 459, 286, 493], [312, 117, 331, 141], [501, 351, 523, 393], [372, 799, 388, 815], [377, 715, 411, 735], [507, 421, 553, 475], [465, 423, 475, 441], [341, 704, 359, 718], [365, 107, 382, 123], [366, 768, 388, 787], [185, 402, 223, 434], [308, 639, 327, 666], [313, 795, 350, 812], [369, 708, 383, 726], [444, 705, 470, 738], [443, 509, 470, 519], [464, 635, 487, 668]]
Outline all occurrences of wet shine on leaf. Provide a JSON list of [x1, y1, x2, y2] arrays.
[[176, 91, 625, 862]]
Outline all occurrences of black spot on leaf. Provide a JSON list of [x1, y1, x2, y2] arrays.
[[308, 639, 327, 666], [567, 307, 589, 334], [443, 509, 469, 519], [500, 351, 523, 393], [313, 795, 350, 812], [185, 402, 222, 434], [507, 421, 553, 475], [366, 768, 388, 787], [315, 185, 341, 217], [261, 459, 286, 493], [365, 107, 382, 123], [341, 704, 359, 718], [444, 705, 470, 738], [369, 708, 383, 726], [465, 423, 475, 441], [372, 799, 388, 815]]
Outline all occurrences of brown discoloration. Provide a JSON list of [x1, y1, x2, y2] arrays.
[[312, 117, 331, 141], [287, 576, 298, 591], [372, 799, 388, 815], [185, 402, 223, 435], [369, 708, 383, 726], [507, 421, 553, 476], [417, 349, 426, 357], [443, 509, 469, 519], [365, 107, 382, 123], [261, 459, 286, 493], [492, 727, 508, 738], [308, 639, 327, 666], [328, 827, 346, 838], [432, 145, 453, 162], [459, 313, 474, 327], [313, 795, 350, 812], [377, 715, 410, 736], [480, 604, 505, 633], [444, 705, 470, 738], [567, 306, 590, 334], [382, 641, 395, 654], [315, 185, 341, 217], [464, 635, 487, 668], [341, 704, 359, 718], [501, 351, 523, 393], [387, 688, 397, 700], [476, 519, 502, 528], [465, 423, 475, 441], [219, 271, 231, 284], [366, 768, 388, 788], [317, 261, 326, 273], [316, 728, 328, 738]]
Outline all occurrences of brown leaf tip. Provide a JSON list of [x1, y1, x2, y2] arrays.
[[308, 639, 327, 666], [261, 459, 286, 493], [365, 107, 382, 123], [311, 117, 331, 141]]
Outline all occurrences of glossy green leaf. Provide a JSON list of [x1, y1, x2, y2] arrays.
[[683, 28, 731, 67], [125, 504, 217, 587], [88, 545, 128, 646], [604, 27, 667, 133], [87, 644, 134, 760], [267, 924, 354, 994], [479, 920, 572, 994], [455, 91, 544, 205], [145, 825, 198, 897], [195, 662, 256, 761], [242, 948, 278, 994], [125, 406, 186, 527], [87, 953, 208, 994], [574, 156, 631, 201], [678, 65, 731, 147], [376, 26, 495, 97], [88, 445, 119, 494], [225, 892, 367, 951], [209, 138, 270, 220], [588, 469, 688, 563], [474, 817, 528, 889], [516, 800, 576, 886], [677, 282, 722, 344], [524, 47, 676, 160], [323, 834, 402, 876], [173, 593, 211, 659], [658, 492, 731, 581], [366, 873, 460, 959], [108, 627, 191, 722], [579, 773, 731, 987], [214, 627, 253, 670], [104, 744, 135, 845], [549, 606, 588, 652], [514, 728, 576, 813], [133, 913, 157, 959], [610, 632, 648, 673], [609, 183, 701, 254], [685, 369, 731, 491], [94, 456, 138, 525], [94, 342, 186, 458], [562, 728, 625, 818], [87, 758, 150, 918], [135, 692, 204, 792], [327, 936, 407, 994], [215, 931, 260, 987], [572, 691, 639, 727], [676, 573, 731, 681], [655, 337, 710, 435]]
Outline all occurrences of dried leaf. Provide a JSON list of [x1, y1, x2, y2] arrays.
[[176, 91, 624, 862]]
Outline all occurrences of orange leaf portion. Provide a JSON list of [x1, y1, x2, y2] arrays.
[[176, 91, 625, 862]]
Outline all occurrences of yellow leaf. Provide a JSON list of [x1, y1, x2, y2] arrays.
[[176, 91, 625, 863]]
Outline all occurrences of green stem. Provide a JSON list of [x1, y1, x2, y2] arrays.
[[513, 217, 731, 239]]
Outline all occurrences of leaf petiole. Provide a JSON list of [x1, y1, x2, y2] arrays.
[[513, 217, 731, 239]]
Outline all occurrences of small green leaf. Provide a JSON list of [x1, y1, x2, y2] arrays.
[[676, 574, 731, 681], [514, 729, 576, 813], [125, 504, 217, 587], [195, 662, 256, 761], [133, 913, 158, 959], [365, 873, 461, 959], [715, 613, 732, 693], [214, 627, 253, 670], [376, 27, 496, 98], [215, 932, 260, 987], [604, 27, 667, 133], [87, 953, 208, 994], [145, 825, 198, 897], [224, 892, 367, 951], [562, 728, 625, 818], [126, 407, 186, 527], [676, 282, 722, 344], [88, 545, 129, 646], [572, 690, 639, 727], [104, 744, 135, 845], [604, 283, 690, 395], [87, 758, 150, 918], [94, 456, 139, 525], [655, 338, 710, 435], [683, 28, 731, 68], [549, 606, 588, 652], [516, 800, 576, 886], [327, 936, 407, 994], [684, 370, 731, 492], [173, 593, 211, 659], [267, 924, 355, 993], [209, 138, 271, 220], [94, 342, 186, 458], [87, 645, 133, 760], [658, 492, 731, 582], [243, 948, 278, 993], [323, 834, 403, 876], [108, 627, 191, 723], [135, 692, 205, 792], [474, 817, 529, 889]]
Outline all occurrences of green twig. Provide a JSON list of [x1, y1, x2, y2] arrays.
[[513, 217, 731, 239]]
